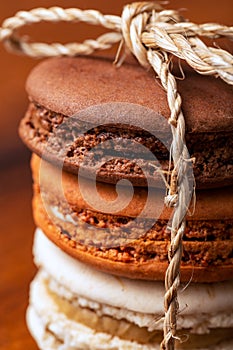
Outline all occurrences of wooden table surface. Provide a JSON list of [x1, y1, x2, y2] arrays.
[[0, 1, 232, 349]]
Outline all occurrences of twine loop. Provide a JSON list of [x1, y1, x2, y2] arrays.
[[121, 1, 162, 67], [0, 2, 232, 350]]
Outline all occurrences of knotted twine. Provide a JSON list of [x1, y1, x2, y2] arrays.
[[0, 2, 232, 349]]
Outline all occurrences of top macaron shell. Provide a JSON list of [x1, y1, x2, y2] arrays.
[[25, 57, 233, 132]]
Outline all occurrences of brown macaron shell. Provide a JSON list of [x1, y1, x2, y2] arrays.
[[19, 56, 233, 189], [31, 154, 233, 283]]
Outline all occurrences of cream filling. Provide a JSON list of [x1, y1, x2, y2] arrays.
[[50, 205, 77, 225], [34, 228, 233, 317], [28, 271, 233, 350]]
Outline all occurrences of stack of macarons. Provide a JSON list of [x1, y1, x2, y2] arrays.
[[19, 56, 233, 349]]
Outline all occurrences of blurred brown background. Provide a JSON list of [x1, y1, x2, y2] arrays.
[[0, 1, 232, 349]]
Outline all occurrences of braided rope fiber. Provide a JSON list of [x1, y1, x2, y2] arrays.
[[1, 2, 232, 349]]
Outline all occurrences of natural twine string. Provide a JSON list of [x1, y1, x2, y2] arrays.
[[0, 2, 232, 349]]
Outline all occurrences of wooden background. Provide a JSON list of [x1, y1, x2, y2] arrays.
[[0, 1, 232, 349]]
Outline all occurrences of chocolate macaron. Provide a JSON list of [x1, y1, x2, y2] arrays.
[[19, 56, 233, 189]]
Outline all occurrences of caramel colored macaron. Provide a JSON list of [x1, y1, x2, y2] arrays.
[[19, 56, 233, 189], [31, 154, 233, 283]]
